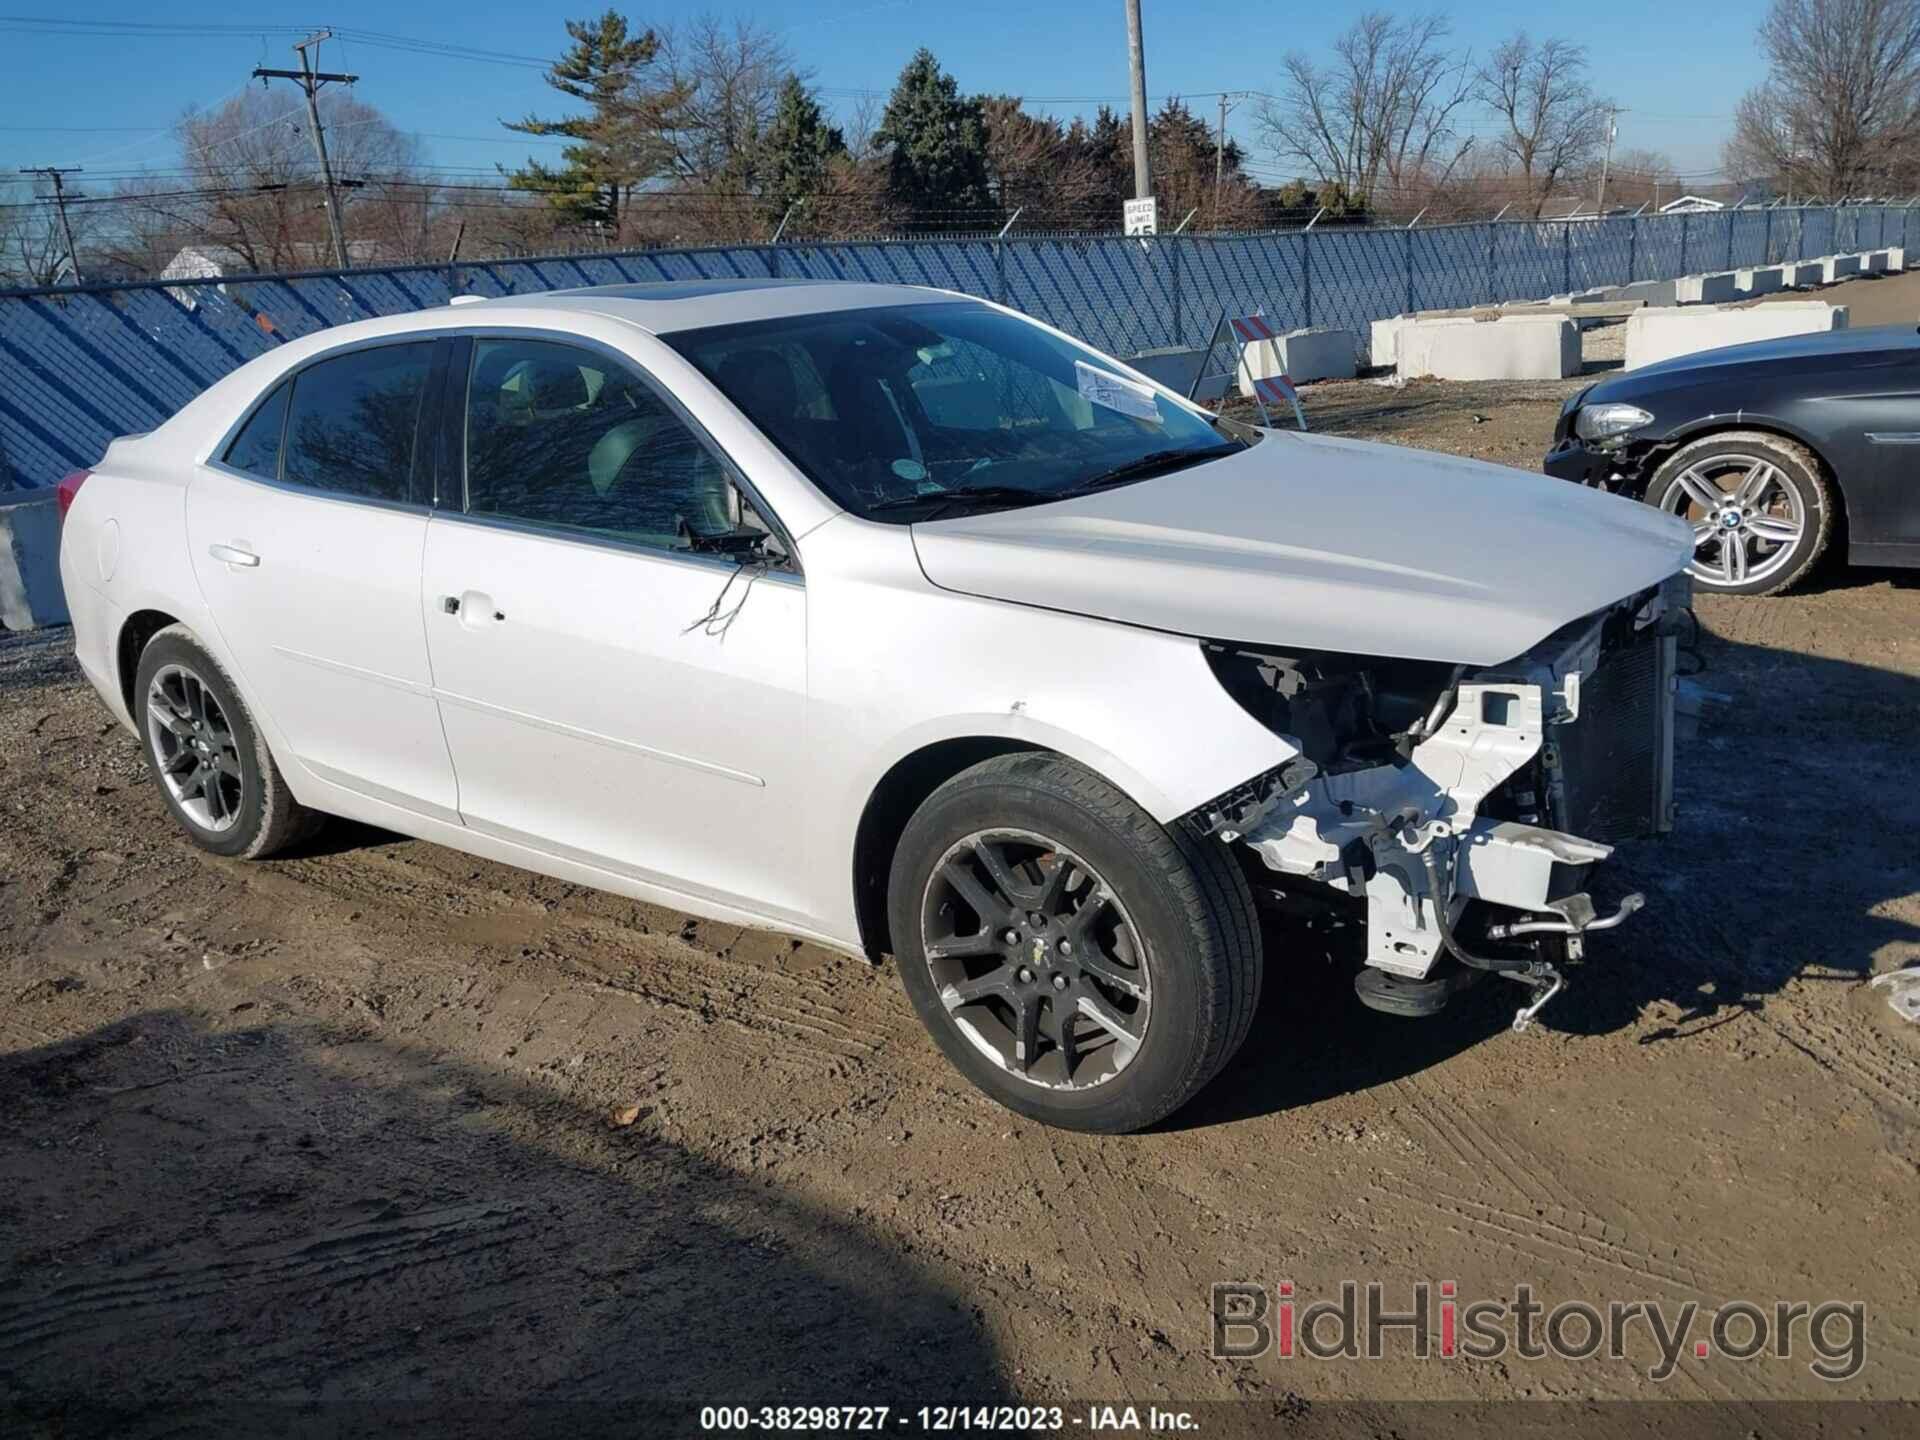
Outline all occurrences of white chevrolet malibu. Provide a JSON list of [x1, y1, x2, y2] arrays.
[[57, 279, 1693, 1131]]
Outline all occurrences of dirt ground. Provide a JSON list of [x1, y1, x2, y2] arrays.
[[4, 330, 1919, 1434]]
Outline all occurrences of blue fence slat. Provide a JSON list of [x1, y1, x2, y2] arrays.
[[0, 205, 1900, 491]]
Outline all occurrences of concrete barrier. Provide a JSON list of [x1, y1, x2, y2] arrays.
[[1735, 266, 1787, 296], [1785, 262, 1825, 288], [1819, 253, 1862, 283], [1624, 302, 1848, 370], [1394, 315, 1580, 381], [1863, 250, 1892, 274], [1127, 346, 1215, 399], [1, 488, 69, 631], [1676, 272, 1740, 304], [1604, 279, 1680, 306], [1239, 327, 1357, 389], [1369, 315, 1408, 367]]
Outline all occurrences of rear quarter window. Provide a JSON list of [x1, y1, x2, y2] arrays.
[[221, 381, 291, 480]]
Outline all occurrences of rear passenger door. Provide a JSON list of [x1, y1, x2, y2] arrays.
[[187, 339, 461, 822], [420, 334, 812, 925]]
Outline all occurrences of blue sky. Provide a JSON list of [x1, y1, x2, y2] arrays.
[[0, 2, 1762, 196]]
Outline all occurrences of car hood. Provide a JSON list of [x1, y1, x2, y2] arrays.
[[1590, 322, 1920, 395], [908, 431, 1693, 666]]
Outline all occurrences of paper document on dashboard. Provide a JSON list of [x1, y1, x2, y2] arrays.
[[1074, 362, 1162, 422]]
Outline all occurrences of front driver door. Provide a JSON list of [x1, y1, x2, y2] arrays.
[[187, 339, 461, 821], [420, 335, 811, 924]]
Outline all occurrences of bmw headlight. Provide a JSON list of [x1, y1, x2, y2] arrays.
[[1574, 402, 1654, 443]]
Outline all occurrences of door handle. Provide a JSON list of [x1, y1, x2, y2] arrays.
[[208, 543, 260, 568], [442, 590, 503, 627]]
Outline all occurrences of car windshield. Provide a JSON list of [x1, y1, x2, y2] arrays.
[[664, 301, 1245, 521]]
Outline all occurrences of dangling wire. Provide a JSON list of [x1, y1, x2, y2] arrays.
[[683, 559, 765, 640]]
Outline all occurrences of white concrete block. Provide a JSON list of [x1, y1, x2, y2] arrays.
[[1128, 346, 1213, 398], [1370, 315, 1409, 367], [1863, 249, 1892, 273], [1, 488, 70, 631], [1888, 246, 1907, 270], [1675, 272, 1739, 304], [1605, 279, 1680, 306], [1734, 265, 1787, 296], [1784, 262, 1825, 288], [1819, 253, 1862, 282], [1624, 302, 1848, 370], [1395, 315, 1580, 381], [1238, 327, 1357, 390]]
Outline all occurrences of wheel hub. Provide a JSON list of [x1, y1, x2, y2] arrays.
[[921, 828, 1150, 1091]]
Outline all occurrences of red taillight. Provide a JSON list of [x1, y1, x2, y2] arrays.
[[55, 469, 89, 522]]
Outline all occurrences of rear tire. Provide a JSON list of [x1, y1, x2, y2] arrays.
[[887, 752, 1261, 1133], [133, 625, 319, 859], [1645, 432, 1832, 596]]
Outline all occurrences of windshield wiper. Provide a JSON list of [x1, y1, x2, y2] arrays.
[[861, 442, 1242, 523], [1056, 442, 1243, 497], [863, 484, 1048, 521]]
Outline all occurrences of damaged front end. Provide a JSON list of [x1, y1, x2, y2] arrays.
[[1191, 575, 1688, 1031]]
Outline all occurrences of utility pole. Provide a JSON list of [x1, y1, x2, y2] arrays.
[[21, 166, 84, 282], [254, 30, 357, 268], [1212, 92, 1230, 230], [1124, 0, 1152, 201], [1595, 106, 1619, 214]]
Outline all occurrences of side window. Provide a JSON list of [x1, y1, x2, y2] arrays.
[[463, 338, 744, 553], [222, 380, 290, 480], [282, 342, 435, 502]]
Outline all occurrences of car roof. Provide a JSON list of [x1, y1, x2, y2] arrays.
[[462, 278, 972, 334]]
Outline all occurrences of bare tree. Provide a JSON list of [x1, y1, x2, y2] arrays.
[[149, 87, 428, 271], [1603, 148, 1680, 209], [0, 176, 94, 285], [1475, 33, 1611, 216], [1259, 13, 1473, 212], [1724, 0, 1920, 198], [657, 14, 791, 183], [978, 96, 1109, 226]]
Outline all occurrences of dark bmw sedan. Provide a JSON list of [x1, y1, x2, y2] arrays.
[[1544, 325, 1920, 595]]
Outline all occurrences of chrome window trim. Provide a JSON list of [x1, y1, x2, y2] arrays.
[[198, 458, 438, 519], [448, 325, 804, 578], [428, 505, 803, 586]]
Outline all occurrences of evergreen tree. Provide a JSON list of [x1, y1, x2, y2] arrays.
[[504, 10, 685, 227], [758, 75, 846, 228], [874, 49, 992, 223]]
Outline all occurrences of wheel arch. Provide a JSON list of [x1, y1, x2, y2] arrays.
[[850, 737, 1044, 961], [116, 608, 183, 720]]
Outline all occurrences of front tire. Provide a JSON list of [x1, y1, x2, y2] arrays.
[[1645, 431, 1832, 596], [133, 625, 318, 859], [887, 753, 1261, 1133]]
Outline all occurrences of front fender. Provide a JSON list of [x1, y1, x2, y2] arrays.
[[796, 517, 1298, 945]]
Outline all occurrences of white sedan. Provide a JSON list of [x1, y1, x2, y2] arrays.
[[57, 279, 1693, 1131]]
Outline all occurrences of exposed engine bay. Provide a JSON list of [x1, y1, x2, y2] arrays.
[[1192, 575, 1687, 1030]]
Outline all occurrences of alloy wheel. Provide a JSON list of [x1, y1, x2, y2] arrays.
[[920, 828, 1150, 1090], [145, 663, 245, 833], [1659, 454, 1806, 588]]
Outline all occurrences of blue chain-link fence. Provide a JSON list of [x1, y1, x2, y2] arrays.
[[2, 204, 1911, 492]]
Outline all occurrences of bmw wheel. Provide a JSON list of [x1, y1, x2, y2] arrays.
[[133, 625, 319, 859], [1646, 431, 1833, 596], [887, 752, 1261, 1133]]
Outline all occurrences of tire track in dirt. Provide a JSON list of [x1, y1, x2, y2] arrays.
[[0, 1201, 528, 1358]]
